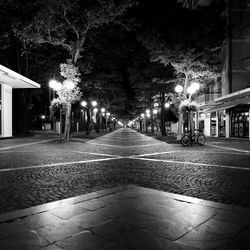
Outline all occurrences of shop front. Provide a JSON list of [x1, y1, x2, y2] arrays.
[[202, 87, 250, 140], [230, 106, 249, 138]]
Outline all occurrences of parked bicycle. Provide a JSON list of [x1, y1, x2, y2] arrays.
[[181, 129, 206, 146]]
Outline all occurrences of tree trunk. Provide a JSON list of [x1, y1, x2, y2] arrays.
[[63, 103, 71, 141], [151, 114, 154, 134], [139, 120, 142, 131], [177, 113, 183, 140], [183, 72, 189, 95], [160, 92, 166, 136], [86, 109, 90, 135], [96, 111, 100, 133]]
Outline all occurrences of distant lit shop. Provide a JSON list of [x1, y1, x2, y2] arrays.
[[198, 87, 250, 139]]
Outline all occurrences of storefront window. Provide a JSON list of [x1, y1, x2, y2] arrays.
[[218, 110, 225, 137], [211, 112, 217, 136], [230, 106, 249, 138]]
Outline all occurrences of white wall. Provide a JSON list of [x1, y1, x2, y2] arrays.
[[2, 84, 12, 137], [204, 113, 211, 136]]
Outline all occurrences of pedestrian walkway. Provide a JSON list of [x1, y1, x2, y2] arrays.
[[141, 130, 250, 153], [0, 185, 249, 250]]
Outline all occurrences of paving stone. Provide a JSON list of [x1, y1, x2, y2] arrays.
[[177, 230, 232, 249], [69, 210, 111, 229], [49, 203, 89, 219], [77, 199, 106, 211], [182, 203, 221, 218], [213, 210, 250, 226], [147, 210, 212, 240], [133, 203, 177, 218], [0, 220, 30, 239], [116, 212, 157, 229], [119, 230, 198, 250], [20, 211, 64, 229], [0, 230, 50, 249], [92, 220, 139, 242], [193, 218, 244, 237], [97, 204, 133, 219], [225, 226, 250, 250], [56, 230, 110, 250], [102, 243, 128, 250], [36, 220, 85, 242], [41, 244, 63, 249]]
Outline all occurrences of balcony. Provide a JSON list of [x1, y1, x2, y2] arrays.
[[194, 93, 222, 105]]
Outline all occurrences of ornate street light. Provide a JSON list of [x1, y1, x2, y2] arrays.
[[164, 102, 170, 108]]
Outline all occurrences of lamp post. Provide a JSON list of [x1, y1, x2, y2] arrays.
[[175, 82, 200, 137], [49, 79, 62, 137], [81, 100, 98, 135], [106, 112, 111, 131]]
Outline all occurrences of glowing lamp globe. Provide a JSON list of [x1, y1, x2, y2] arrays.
[[81, 101, 87, 107], [92, 101, 97, 107], [175, 85, 183, 93], [191, 82, 200, 91], [165, 103, 170, 108]]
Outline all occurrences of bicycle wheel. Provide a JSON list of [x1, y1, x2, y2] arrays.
[[181, 135, 191, 146], [197, 134, 206, 145]]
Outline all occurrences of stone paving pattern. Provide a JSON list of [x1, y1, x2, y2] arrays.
[[1, 129, 250, 213], [0, 185, 250, 249], [1, 128, 250, 249]]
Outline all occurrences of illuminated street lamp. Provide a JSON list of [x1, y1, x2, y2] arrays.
[[49, 79, 63, 136], [81, 100, 87, 107], [92, 100, 97, 107], [175, 85, 183, 94], [164, 102, 170, 109], [80, 100, 98, 135], [49, 79, 62, 91], [175, 82, 200, 138]]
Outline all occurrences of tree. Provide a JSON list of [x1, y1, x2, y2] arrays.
[[50, 60, 82, 140], [19, 0, 137, 139], [137, 2, 225, 138], [0, 1, 66, 134]]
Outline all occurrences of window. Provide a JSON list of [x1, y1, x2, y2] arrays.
[[243, 27, 250, 39], [244, 58, 250, 70]]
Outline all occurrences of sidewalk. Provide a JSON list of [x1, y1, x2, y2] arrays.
[[139, 130, 250, 152], [0, 130, 112, 150], [0, 185, 249, 249]]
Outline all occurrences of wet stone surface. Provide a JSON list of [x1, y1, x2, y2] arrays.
[[0, 128, 250, 213]]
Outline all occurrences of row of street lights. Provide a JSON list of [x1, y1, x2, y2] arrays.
[[80, 100, 111, 132], [137, 82, 200, 133], [48, 79, 114, 134]]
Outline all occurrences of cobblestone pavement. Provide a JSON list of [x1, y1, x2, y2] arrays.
[[0, 128, 250, 214]]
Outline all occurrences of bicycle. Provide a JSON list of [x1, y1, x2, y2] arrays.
[[181, 129, 206, 146]]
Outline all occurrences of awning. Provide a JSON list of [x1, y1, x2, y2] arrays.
[[204, 95, 250, 113], [0, 64, 40, 88]]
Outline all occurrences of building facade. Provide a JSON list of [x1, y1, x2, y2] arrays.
[[0, 65, 40, 138], [179, 0, 250, 139]]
